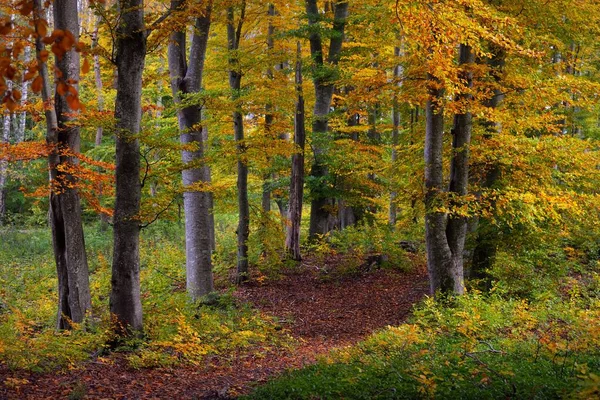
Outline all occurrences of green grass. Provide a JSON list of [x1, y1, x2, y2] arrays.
[[0, 221, 290, 371]]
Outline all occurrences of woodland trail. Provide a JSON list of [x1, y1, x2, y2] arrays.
[[0, 257, 429, 399]]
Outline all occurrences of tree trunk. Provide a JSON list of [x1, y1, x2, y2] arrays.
[[0, 97, 9, 225], [285, 42, 305, 261], [261, 3, 276, 214], [424, 82, 462, 295], [305, 0, 349, 240], [110, 0, 146, 333], [446, 44, 473, 290], [92, 16, 109, 231], [35, 0, 93, 329], [424, 44, 473, 296], [470, 46, 505, 283], [389, 46, 401, 227], [227, 4, 249, 283], [17, 46, 30, 143], [168, 0, 214, 300]]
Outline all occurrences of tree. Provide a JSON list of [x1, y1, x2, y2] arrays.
[[168, 0, 214, 300], [285, 41, 305, 261], [110, 0, 147, 333], [227, 1, 250, 283], [305, 0, 348, 240], [32, 0, 93, 329]]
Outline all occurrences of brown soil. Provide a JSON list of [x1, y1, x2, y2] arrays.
[[0, 257, 429, 399]]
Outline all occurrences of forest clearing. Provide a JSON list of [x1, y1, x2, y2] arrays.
[[1, 0, 600, 398]]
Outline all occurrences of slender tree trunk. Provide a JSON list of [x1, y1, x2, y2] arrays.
[[17, 46, 30, 143], [168, 0, 213, 300], [470, 46, 505, 283], [424, 44, 473, 296], [92, 16, 109, 231], [110, 0, 146, 333], [336, 111, 359, 229], [446, 44, 473, 289], [285, 42, 305, 261], [227, 4, 249, 283], [389, 46, 401, 227], [261, 3, 276, 214], [305, 0, 349, 240], [34, 0, 93, 329], [0, 99, 9, 225], [424, 81, 461, 295]]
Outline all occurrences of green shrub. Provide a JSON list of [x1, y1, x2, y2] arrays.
[[247, 292, 600, 399]]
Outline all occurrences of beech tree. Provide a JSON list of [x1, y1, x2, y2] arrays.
[[285, 41, 305, 261], [168, 0, 214, 300], [226, 1, 250, 283], [305, 0, 349, 240], [110, 0, 146, 333], [32, 0, 92, 329]]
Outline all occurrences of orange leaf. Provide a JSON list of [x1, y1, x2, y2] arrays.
[[12, 89, 22, 101], [31, 76, 43, 93], [4, 65, 16, 80], [5, 96, 17, 112], [24, 70, 37, 80], [61, 30, 75, 51], [81, 58, 90, 74], [0, 22, 12, 35], [13, 42, 24, 58], [39, 50, 49, 62], [35, 20, 48, 38], [66, 95, 81, 111], [57, 81, 68, 96], [19, 0, 33, 16]]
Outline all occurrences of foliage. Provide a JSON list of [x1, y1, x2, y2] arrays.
[[0, 224, 291, 371], [247, 291, 600, 399]]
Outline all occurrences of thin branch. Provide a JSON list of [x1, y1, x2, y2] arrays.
[[145, 6, 173, 37], [140, 196, 177, 229]]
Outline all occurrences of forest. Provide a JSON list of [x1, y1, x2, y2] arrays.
[[1, 0, 600, 398]]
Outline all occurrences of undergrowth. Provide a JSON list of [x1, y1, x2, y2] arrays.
[[0, 221, 291, 372], [247, 291, 600, 399]]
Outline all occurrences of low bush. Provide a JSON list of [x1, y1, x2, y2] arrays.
[[247, 292, 600, 399]]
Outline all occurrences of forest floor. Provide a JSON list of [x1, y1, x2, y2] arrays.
[[0, 255, 429, 399]]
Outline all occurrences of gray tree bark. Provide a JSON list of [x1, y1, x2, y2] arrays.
[[389, 46, 402, 227], [0, 89, 10, 225], [445, 44, 474, 291], [261, 3, 276, 214], [424, 45, 473, 296], [91, 15, 110, 231], [305, 0, 349, 240], [17, 46, 30, 143], [168, 0, 214, 300], [227, 3, 250, 283], [285, 42, 305, 261], [34, 0, 92, 329], [110, 0, 146, 333]]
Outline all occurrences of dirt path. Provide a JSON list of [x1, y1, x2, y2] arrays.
[[0, 261, 428, 399]]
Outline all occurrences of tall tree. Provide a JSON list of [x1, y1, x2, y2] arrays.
[[424, 33, 472, 296], [470, 45, 505, 283], [110, 0, 146, 333], [33, 0, 92, 329], [0, 91, 9, 225], [305, 0, 349, 239], [227, 1, 249, 283], [168, 0, 214, 300], [389, 45, 402, 228], [285, 41, 305, 261]]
